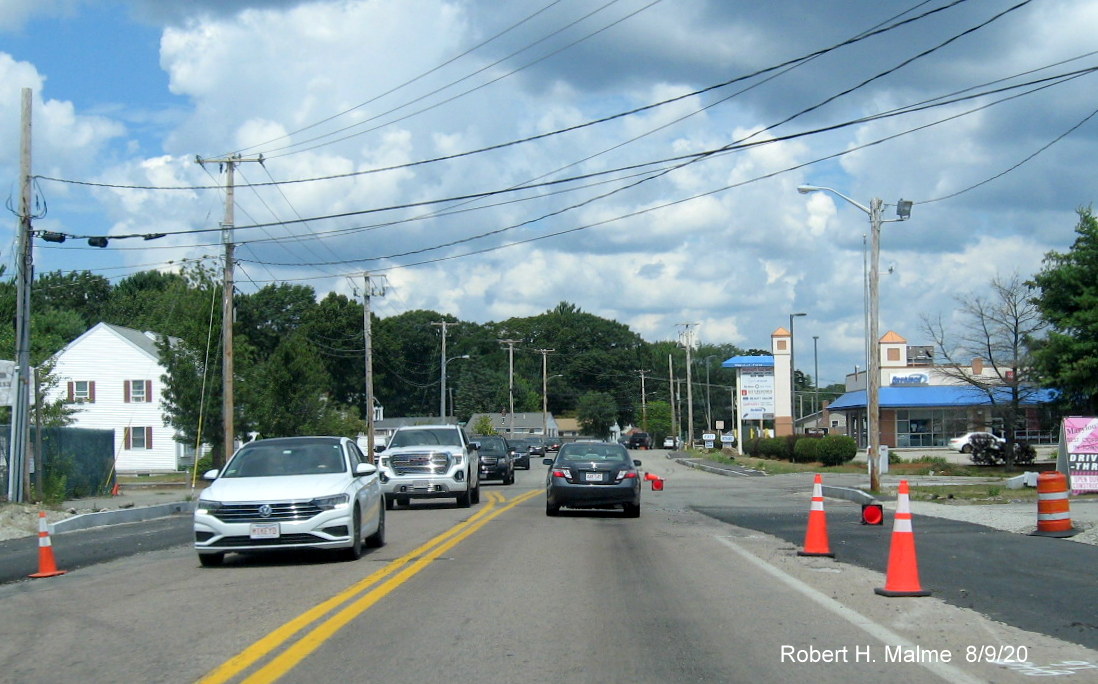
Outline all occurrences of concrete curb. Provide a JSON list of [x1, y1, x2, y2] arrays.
[[675, 457, 877, 504], [51, 501, 195, 535]]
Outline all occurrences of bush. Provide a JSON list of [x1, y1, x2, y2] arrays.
[[758, 437, 786, 460], [817, 435, 857, 466], [793, 437, 819, 463]]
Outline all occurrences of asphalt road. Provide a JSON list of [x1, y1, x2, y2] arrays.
[[1, 457, 1095, 683]]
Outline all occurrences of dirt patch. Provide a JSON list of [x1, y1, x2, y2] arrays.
[[0, 503, 69, 542]]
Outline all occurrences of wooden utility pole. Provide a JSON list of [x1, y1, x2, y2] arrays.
[[678, 323, 698, 447], [8, 88, 33, 503], [433, 321, 452, 420], [195, 153, 262, 463], [536, 349, 554, 436], [636, 370, 649, 432], [362, 273, 386, 457], [499, 339, 519, 437]]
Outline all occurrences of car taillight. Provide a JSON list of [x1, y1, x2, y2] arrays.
[[615, 470, 638, 483], [552, 468, 571, 480]]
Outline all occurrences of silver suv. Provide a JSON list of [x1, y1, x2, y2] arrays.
[[376, 425, 481, 509]]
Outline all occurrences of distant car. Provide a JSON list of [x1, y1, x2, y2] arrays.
[[948, 431, 1005, 453], [376, 424, 481, 508], [544, 442, 642, 517], [507, 438, 538, 469], [477, 435, 515, 484], [662, 436, 680, 449], [626, 432, 651, 449], [194, 436, 385, 567], [544, 439, 562, 453]]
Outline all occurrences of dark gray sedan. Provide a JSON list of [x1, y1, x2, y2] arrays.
[[543, 442, 641, 517]]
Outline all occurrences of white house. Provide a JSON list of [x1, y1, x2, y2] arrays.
[[47, 322, 188, 473]]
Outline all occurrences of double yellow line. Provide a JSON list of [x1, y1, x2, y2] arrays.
[[199, 487, 541, 684]]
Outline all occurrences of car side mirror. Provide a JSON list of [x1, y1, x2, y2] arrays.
[[202, 469, 219, 480], [542, 458, 554, 466], [354, 462, 379, 476], [633, 460, 642, 467], [470, 442, 480, 451], [374, 444, 386, 453]]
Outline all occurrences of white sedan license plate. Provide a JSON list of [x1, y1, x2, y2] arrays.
[[250, 523, 280, 539], [584, 472, 603, 482]]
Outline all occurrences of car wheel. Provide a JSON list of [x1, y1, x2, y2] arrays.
[[456, 489, 472, 507], [343, 507, 364, 561], [198, 553, 224, 568], [504, 469, 514, 485], [471, 481, 481, 505], [623, 502, 641, 518], [961, 444, 972, 454], [385, 495, 395, 511], [365, 507, 385, 548], [546, 501, 560, 517]]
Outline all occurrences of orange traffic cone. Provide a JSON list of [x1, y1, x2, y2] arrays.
[[644, 472, 658, 481], [651, 476, 664, 491], [28, 512, 67, 579], [798, 473, 834, 557], [111, 481, 121, 496], [875, 480, 930, 597]]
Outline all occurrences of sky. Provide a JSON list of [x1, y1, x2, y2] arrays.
[[1, 0, 1096, 388]]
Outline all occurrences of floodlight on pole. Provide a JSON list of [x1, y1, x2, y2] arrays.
[[796, 184, 912, 492]]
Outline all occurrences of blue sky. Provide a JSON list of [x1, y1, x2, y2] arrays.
[[2, 0, 1098, 387]]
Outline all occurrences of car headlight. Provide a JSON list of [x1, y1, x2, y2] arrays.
[[196, 499, 222, 515], [452, 453, 464, 465], [312, 493, 351, 510]]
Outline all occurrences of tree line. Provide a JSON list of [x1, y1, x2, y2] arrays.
[[4, 206, 1097, 462]]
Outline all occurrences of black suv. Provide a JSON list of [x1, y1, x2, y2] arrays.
[[626, 432, 651, 449], [476, 435, 515, 484]]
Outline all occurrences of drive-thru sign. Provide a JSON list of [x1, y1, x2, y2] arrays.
[[1057, 417, 1098, 495]]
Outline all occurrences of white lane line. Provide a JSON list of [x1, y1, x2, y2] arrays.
[[713, 535, 984, 684]]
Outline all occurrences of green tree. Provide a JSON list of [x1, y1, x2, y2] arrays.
[[1030, 207, 1098, 413], [472, 415, 497, 435], [242, 332, 365, 438], [577, 391, 617, 439], [641, 400, 673, 443]]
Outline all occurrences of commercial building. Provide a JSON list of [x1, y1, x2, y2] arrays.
[[827, 331, 1057, 448]]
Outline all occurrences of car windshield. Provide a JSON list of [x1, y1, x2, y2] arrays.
[[221, 441, 346, 477], [388, 428, 463, 448], [479, 440, 508, 455], [558, 444, 628, 462]]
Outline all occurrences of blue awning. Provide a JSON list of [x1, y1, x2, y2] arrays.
[[828, 386, 1058, 411], [722, 355, 773, 368]]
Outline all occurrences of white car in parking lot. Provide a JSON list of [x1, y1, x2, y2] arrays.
[[948, 431, 1005, 453], [194, 436, 385, 567]]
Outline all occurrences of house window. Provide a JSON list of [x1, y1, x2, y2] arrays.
[[125, 427, 153, 450], [125, 380, 152, 403], [67, 380, 96, 403]]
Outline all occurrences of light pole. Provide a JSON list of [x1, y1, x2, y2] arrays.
[[812, 335, 820, 419], [442, 354, 469, 419], [798, 185, 912, 491], [703, 355, 719, 430], [789, 312, 806, 429]]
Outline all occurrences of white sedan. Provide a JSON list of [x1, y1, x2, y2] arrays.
[[194, 436, 385, 567], [947, 431, 1006, 453]]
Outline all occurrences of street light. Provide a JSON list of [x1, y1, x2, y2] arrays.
[[812, 335, 820, 419], [441, 354, 469, 419], [797, 184, 912, 491], [789, 312, 807, 429]]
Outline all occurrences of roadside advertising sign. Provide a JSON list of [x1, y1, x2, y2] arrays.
[[739, 367, 774, 420], [1057, 417, 1098, 495]]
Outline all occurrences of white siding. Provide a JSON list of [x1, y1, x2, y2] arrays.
[[46, 324, 181, 472]]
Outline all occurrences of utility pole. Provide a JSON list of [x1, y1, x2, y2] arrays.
[[668, 354, 677, 442], [433, 321, 452, 420], [678, 323, 698, 448], [636, 370, 649, 432], [195, 153, 262, 463], [362, 273, 386, 457], [499, 339, 519, 437], [536, 349, 554, 437], [8, 88, 33, 503]]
